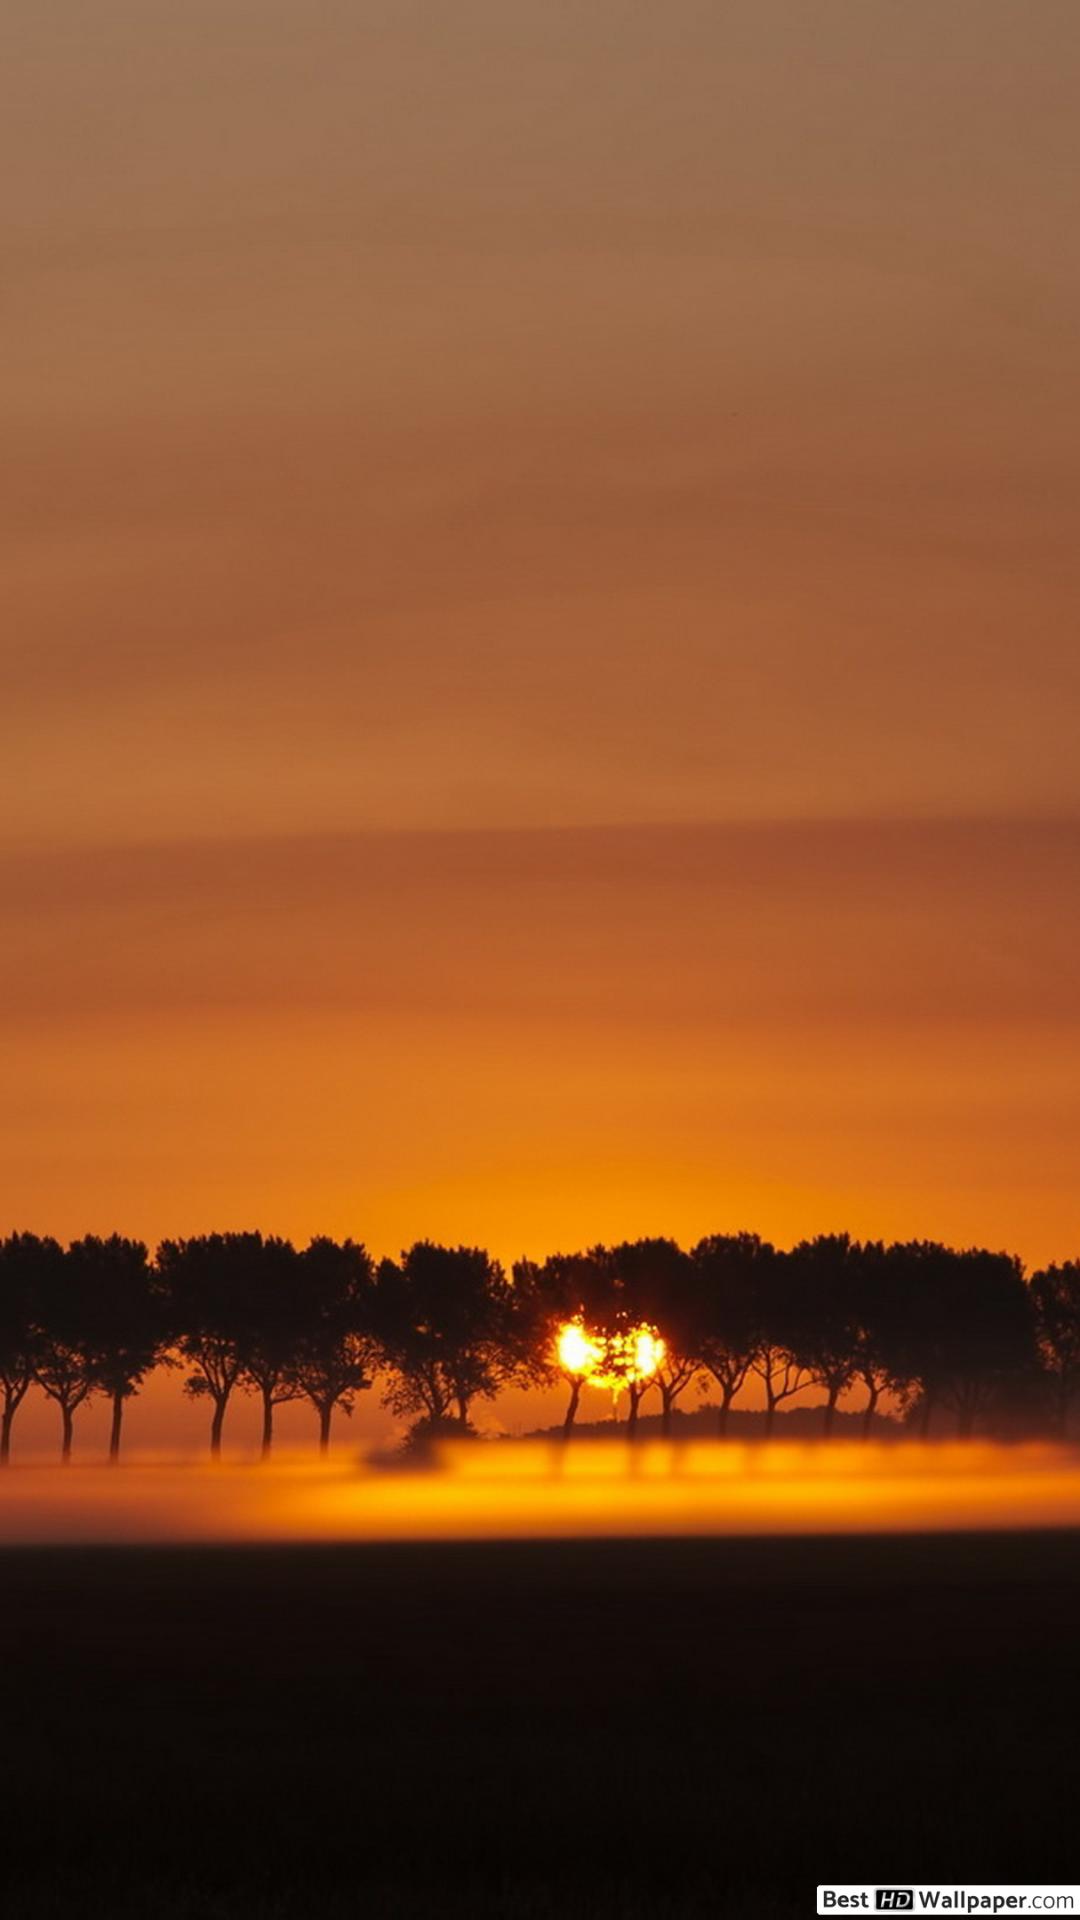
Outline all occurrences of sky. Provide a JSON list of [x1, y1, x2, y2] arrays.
[[4, 2, 1080, 1454]]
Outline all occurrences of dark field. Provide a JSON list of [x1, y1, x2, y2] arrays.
[[3, 1531, 1079, 1918]]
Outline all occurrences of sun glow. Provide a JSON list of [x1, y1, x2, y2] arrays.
[[557, 1321, 602, 1377], [556, 1319, 666, 1395], [4, 1444, 1080, 1546]]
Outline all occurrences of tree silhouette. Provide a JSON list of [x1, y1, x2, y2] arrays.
[[750, 1250, 814, 1436], [517, 1243, 661, 1438], [511, 1247, 618, 1437], [937, 1250, 1033, 1436], [1030, 1261, 1080, 1438], [292, 1237, 378, 1452], [32, 1239, 100, 1461], [787, 1235, 866, 1436], [874, 1241, 953, 1436], [157, 1233, 271, 1457], [0, 1233, 59, 1464], [374, 1241, 512, 1435], [233, 1237, 306, 1457], [847, 1241, 891, 1438], [880, 1242, 1033, 1437], [610, 1238, 698, 1437], [0, 1216, 1068, 1457], [691, 1233, 771, 1436], [67, 1234, 165, 1461]]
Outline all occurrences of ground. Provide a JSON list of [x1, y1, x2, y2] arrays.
[[3, 1530, 1078, 1917]]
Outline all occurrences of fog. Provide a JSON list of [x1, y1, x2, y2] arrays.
[[3, 1441, 1079, 1545]]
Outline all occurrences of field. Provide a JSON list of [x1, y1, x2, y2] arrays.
[[3, 1530, 1079, 1918]]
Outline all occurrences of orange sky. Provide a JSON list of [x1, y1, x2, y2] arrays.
[[4, 0, 1080, 1410]]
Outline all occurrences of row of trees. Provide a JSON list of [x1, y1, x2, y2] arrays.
[[1, 1230, 1078, 1461], [516, 1236, 1080, 1443], [0, 1233, 510, 1463]]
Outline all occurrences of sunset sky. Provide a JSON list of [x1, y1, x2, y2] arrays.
[[5, 0, 1080, 1370]]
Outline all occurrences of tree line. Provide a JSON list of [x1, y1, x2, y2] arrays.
[[1, 1229, 1078, 1462]]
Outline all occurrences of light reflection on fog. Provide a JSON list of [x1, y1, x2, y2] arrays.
[[2, 1441, 1080, 1544]]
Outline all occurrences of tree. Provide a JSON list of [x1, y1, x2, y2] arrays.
[[292, 1237, 378, 1452], [873, 1241, 953, 1436], [879, 1241, 1034, 1437], [32, 1240, 100, 1461], [66, 1235, 165, 1461], [786, 1234, 866, 1436], [157, 1233, 274, 1457], [373, 1242, 513, 1435], [514, 1243, 666, 1440], [233, 1237, 306, 1457], [937, 1250, 1034, 1436], [1030, 1262, 1080, 1438], [691, 1234, 771, 1436], [511, 1247, 620, 1438], [848, 1241, 891, 1438], [0, 1233, 59, 1464], [609, 1238, 698, 1438], [750, 1249, 814, 1436]]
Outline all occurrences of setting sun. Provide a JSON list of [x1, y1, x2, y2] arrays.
[[556, 1320, 602, 1378], [556, 1319, 666, 1397]]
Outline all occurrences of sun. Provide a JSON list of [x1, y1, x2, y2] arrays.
[[557, 1320, 603, 1377], [556, 1318, 665, 1394]]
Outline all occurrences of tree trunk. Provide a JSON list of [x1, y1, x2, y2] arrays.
[[61, 1403, 74, 1462], [561, 1378, 581, 1441], [456, 1394, 469, 1427], [1, 1399, 14, 1465], [764, 1389, 777, 1438], [660, 1387, 674, 1439], [717, 1386, 733, 1439], [861, 1380, 880, 1440], [319, 1403, 333, 1454], [261, 1390, 274, 1459], [109, 1391, 124, 1463], [917, 1388, 935, 1439], [627, 1388, 640, 1440], [823, 1384, 839, 1438], [210, 1396, 227, 1459]]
